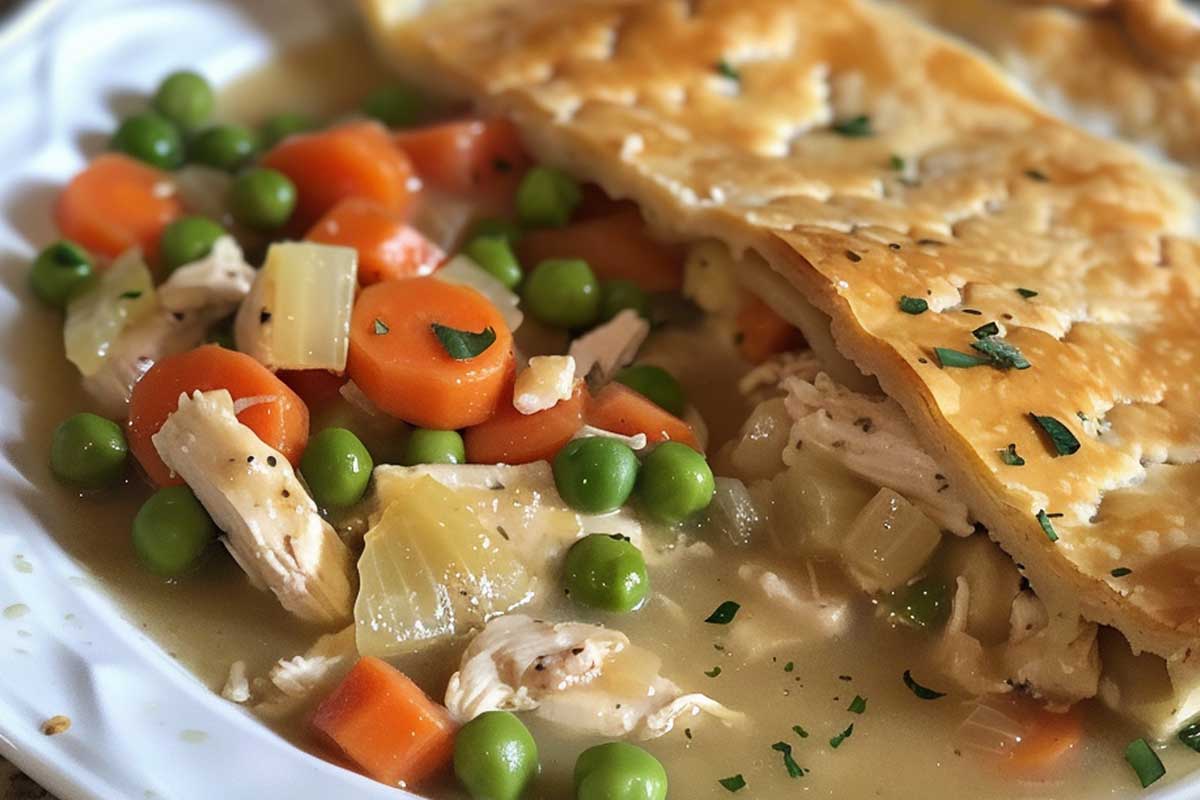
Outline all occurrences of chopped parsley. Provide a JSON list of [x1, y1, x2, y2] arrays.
[[715, 60, 740, 81], [832, 115, 872, 137], [829, 723, 854, 749], [971, 321, 999, 339], [1110, 567, 1133, 578], [705, 666, 723, 678], [1016, 287, 1039, 299], [971, 335, 1031, 370], [430, 322, 496, 360], [373, 318, 389, 335], [792, 724, 809, 738], [999, 443, 1026, 466], [783, 661, 795, 672], [848, 695, 867, 714], [1036, 509, 1061, 542], [898, 295, 928, 315], [1024, 169, 1049, 182], [718, 774, 746, 792], [890, 154, 906, 171], [705, 600, 741, 625], [1178, 721, 1200, 752], [934, 347, 990, 368], [902, 669, 945, 699], [119, 290, 143, 300], [1029, 413, 1081, 456], [1124, 738, 1165, 788], [771, 741, 806, 778]]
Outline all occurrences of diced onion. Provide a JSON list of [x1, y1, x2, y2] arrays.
[[954, 700, 1025, 758], [410, 189, 474, 254], [764, 445, 875, 556], [840, 487, 942, 592], [64, 249, 156, 376], [727, 397, 791, 481], [703, 477, 763, 547], [436, 255, 523, 332], [235, 242, 357, 372]]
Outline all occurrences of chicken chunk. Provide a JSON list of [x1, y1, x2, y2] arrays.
[[152, 390, 356, 626], [782, 372, 973, 535], [568, 309, 649, 384], [83, 236, 254, 416], [445, 614, 742, 739], [934, 577, 1011, 696], [513, 355, 576, 414], [1002, 591, 1101, 705]]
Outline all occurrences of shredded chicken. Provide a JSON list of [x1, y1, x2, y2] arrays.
[[571, 425, 648, 451], [152, 390, 356, 626], [445, 615, 742, 739], [83, 236, 253, 416], [514, 355, 576, 414], [221, 660, 251, 703], [782, 373, 972, 535], [737, 562, 850, 641], [934, 578, 1011, 696], [738, 350, 822, 399], [269, 626, 357, 698], [1002, 591, 1101, 705], [568, 309, 649, 384]]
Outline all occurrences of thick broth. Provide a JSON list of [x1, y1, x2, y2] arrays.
[[13, 27, 1198, 800]]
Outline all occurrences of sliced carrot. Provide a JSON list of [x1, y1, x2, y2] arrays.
[[347, 277, 514, 429], [278, 369, 348, 412], [261, 120, 415, 232], [393, 118, 528, 195], [515, 208, 684, 292], [587, 382, 699, 449], [128, 345, 309, 486], [1005, 698, 1084, 773], [54, 153, 183, 265], [306, 198, 443, 285], [463, 380, 586, 464], [311, 656, 457, 788], [736, 295, 805, 364]]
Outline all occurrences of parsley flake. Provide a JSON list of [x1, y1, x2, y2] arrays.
[[1016, 287, 1039, 299], [999, 443, 1026, 466], [705, 666, 722, 678], [1125, 738, 1165, 788], [833, 115, 872, 137], [718, 774, 746, 792], [784, 661, 795, 673], [903, 670, 945, 699], [1036, 509, 1060, 542], [705, 600, 741, 625], [971, 321, 1000, 339], [848, 695, 867, 714], [890, 154, 906, 171], [1178, 721, 1200, 753], [1029, 413, 1081, 456], [373, 318, 389, 335], [934, 347, 990, 368], [1024, 169, 1049, 182], [971, 336, 1031, 370], [431, 322, 496, 360], [715, 60, 740, 81], [792, 724, 809, 738], [119, 290, 143, 300], [1111, 567, 1132, 578], [771, 741, 806, 778], [898, 295, 928, 315], [829, 723, 854, 749]]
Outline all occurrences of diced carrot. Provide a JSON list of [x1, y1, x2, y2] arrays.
[[306, 198, 443, 285], [346, 277, 514, 429], [736, 295, 805, 364], [128, 345, 309, 486], [463, 380, 586, 464], [587, 382, 699, 449], [1005, 698, 1084, 773], [261, 120, 415, 232], [393, 118, 528, 195], [278, 369, 348, 412], [311, 656, 457, 788], [54, 153, 183, 265]]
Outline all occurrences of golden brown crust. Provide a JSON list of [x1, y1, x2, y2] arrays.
[[362, 0, 1200, 658]]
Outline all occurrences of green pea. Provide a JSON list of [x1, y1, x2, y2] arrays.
[[516, 165, 581, 228], [152, 70, 214, 131], [132, 486, 217, 577], [553, 437, 639, 514], [468, 217, 522, 244], [189, 124, 257, 171], [230, 167, 296, 230], [454, 711, 539, 800], [464, 235, 523, 290], [300, 428, 374, 509], [362, 84, 423, 128], [522, 259, 600, 329], [29, 240, 94, 308], [599, 279, 650, 322], [403, 429, 466, 466], [574, 742, 667, 800], [259, 112, 315, 150], [50, 413, 127, 489], [563, 534, 648, 613], [111, 111, 184, 169], [636, 442, 714, 524], [613, 365, 685, 417], [897, 578, 951, 630], [160, 216, 225, 273]]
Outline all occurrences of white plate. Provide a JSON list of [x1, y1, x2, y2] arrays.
[[0, 2, 1197, 799], [0, 1, 413, 797]]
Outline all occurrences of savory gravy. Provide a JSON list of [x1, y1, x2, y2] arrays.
[[13, 27, 1197, 800]]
